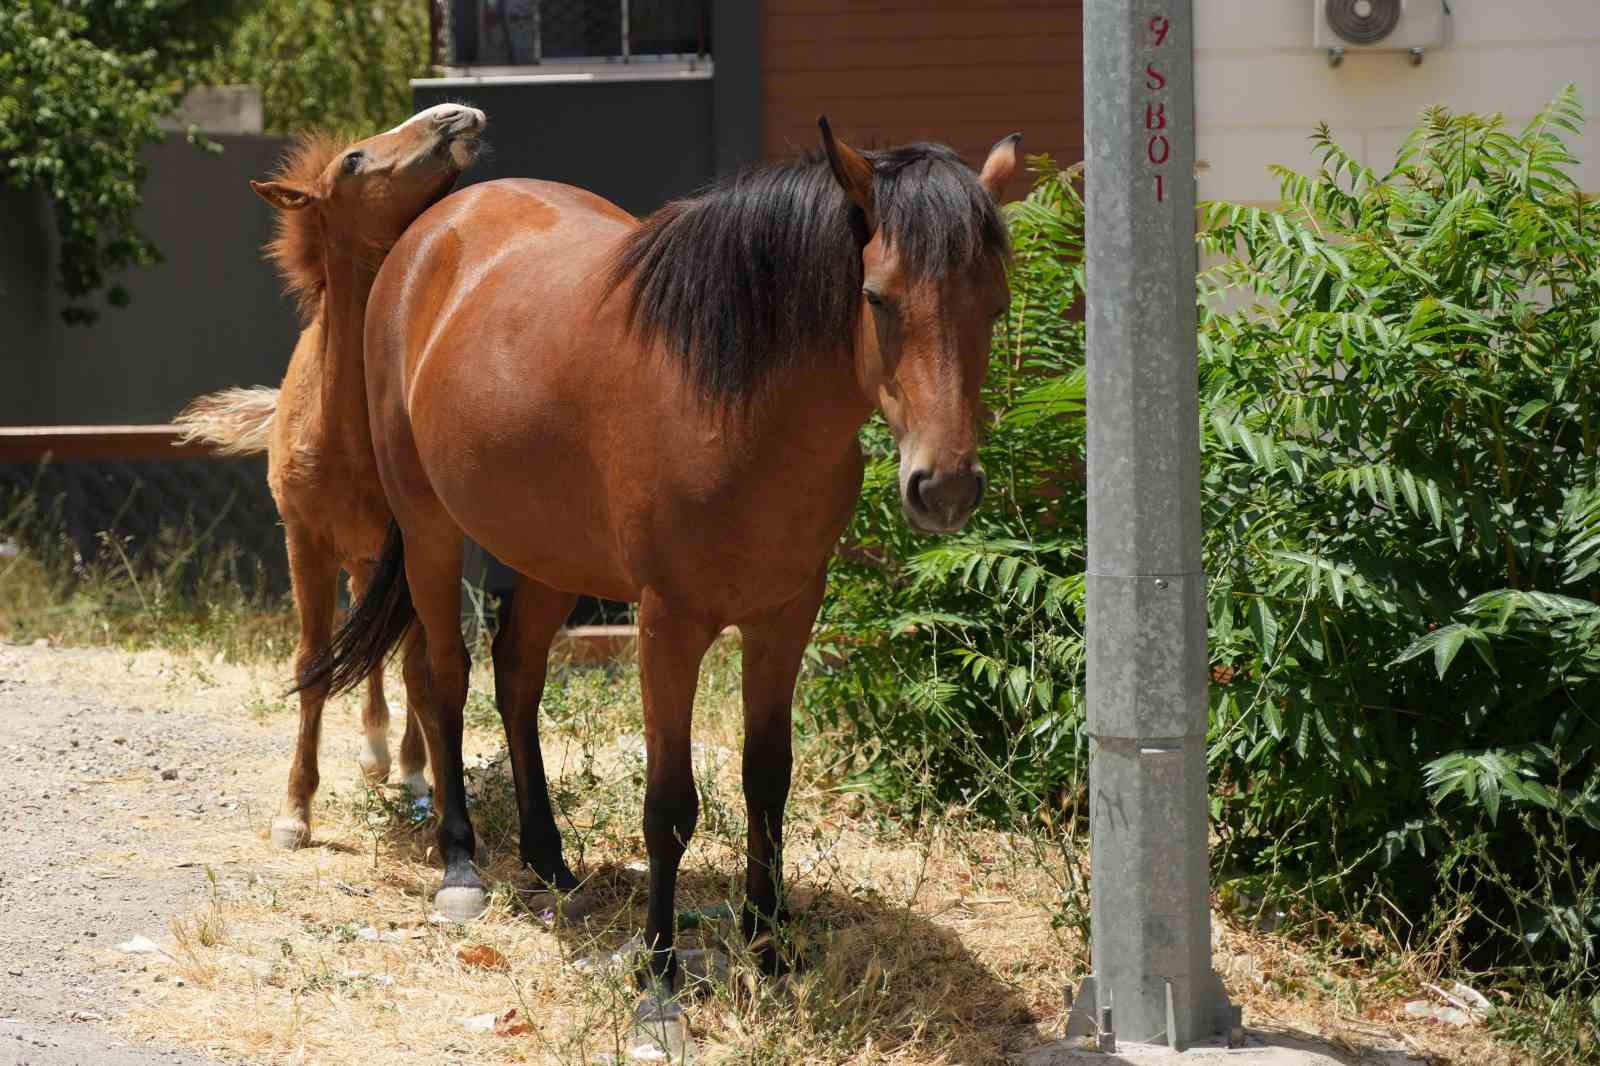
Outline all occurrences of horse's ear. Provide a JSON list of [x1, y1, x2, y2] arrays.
[[978, 133, 1022, 200], [250, 179, 317, 212], [818, 115, 876, 232]]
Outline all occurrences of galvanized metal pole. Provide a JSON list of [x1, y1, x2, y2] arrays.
[[1067, 0, 1239, 1051]]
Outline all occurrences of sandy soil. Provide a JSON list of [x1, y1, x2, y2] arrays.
[[0, 641, 304, 1065]]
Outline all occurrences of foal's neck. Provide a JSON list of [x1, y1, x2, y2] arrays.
[[316, 241, 381, 444]]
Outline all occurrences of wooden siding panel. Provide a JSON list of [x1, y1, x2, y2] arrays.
[[761, 1, 1084, 201]]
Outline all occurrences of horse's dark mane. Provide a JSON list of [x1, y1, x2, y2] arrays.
[[607, 142, 1010, 395]]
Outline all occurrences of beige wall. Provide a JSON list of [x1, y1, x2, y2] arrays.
[[1195, 1, 1600, 203]]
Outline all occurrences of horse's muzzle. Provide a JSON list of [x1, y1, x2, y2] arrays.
[[903, 465, 986, 534]]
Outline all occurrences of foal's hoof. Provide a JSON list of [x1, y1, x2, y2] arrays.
[[434, 885, 489, 922], [356, 755, 391, 785], [270, 816, 310, 850]]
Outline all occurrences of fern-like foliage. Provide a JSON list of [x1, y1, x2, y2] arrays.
[[1200, 88, 1600, 972], [807, 157, 1089, 818]]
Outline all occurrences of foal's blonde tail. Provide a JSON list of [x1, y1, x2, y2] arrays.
[[174, 386, 279, 456]]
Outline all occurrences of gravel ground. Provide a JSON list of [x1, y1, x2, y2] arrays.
[[0, 641, 301, 1066]]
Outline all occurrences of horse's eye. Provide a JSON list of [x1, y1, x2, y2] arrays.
[[863, 288, 884, 308], [342, 151, 365, 175]]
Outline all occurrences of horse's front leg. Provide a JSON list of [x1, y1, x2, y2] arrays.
[[737, 567, 827, 975], [492, 576, 580, 891], [637, 591, 718, 995]]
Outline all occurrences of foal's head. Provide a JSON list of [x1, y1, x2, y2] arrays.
[[250, 104, 486, 315], [820, 119, 1018, 534]]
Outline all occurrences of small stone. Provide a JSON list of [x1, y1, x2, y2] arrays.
[[113, 737, 127, 746], [460, 1012, 497, 1032], [160, 768, 178, 781], [117, 935, 171, 957]]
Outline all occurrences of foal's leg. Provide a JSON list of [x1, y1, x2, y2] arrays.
[[737, 568, 827, 975], [492, 577, 580, 890], [637, 591, 719, 992], [273, 525, 340, 849], [348, 567, 394, 785], [395, 631, 432, 800], [405, 533, 487, 920]]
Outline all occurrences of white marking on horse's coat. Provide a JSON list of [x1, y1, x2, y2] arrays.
[[383, 103, 483, 136], [399, 768, 430, 799]]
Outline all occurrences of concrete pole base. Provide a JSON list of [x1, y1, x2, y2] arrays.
[[1022, 1029, 1415, 1065], [1065, 973, 1242, 1053]]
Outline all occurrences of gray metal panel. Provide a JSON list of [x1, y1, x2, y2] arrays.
[[1085, 573, 1207, 739], [412, 77, 715, 217], [710, 0, 762, 174], [1081, 0, 1231, 1049], [1085, 0, 1200, 579]]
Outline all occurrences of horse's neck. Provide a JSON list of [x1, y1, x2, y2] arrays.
[[316, 249, 379, 450], [720, 350, 875, 476]]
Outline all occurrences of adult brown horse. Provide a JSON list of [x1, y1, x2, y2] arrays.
[[308, 120, 1018, 994]]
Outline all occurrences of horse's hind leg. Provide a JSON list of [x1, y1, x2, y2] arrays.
[[492, 576, 579, 890], [403, 530, 487, 920], [274, 525, 340, 849], [736, 567, 827, 975], [348, 568, 394, 785]]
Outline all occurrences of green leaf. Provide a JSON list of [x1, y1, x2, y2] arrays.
[[1248, 597, 1280, 656]]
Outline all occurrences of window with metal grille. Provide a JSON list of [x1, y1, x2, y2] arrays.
[[448, 0, 710, 67]]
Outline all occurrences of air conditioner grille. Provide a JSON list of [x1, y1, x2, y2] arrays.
[[1325, 0, 1403, 45]]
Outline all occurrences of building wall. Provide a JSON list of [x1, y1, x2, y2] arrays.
[[1196, 1, 1600, 203], [761, 0, 1083, 200], [0, 134, 298, 425], [411, 75, 717, 217]]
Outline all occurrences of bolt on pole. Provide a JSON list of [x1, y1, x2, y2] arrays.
[[1066, 0, 1239, 1051]]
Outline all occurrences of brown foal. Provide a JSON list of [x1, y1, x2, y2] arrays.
[[177, 104, 485, 847], [308, 120, 1019, 997]]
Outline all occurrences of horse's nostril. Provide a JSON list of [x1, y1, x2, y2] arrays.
[[972, 469, 987, 511], [908, 469, 933, 513]]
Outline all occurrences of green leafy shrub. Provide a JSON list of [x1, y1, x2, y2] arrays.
[[198, 0, 430, 136], [807, 157, 1090, 820], [1198, 87, 1600, 1030], [0, 1, 253, 320]]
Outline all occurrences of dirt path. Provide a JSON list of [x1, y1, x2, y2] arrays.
[[0, 642, 301, 1065]]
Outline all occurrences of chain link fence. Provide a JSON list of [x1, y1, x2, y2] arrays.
[[0, 456, 288, 598]]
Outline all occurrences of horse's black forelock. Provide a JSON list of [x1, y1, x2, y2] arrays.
[[607, 141, 1011, 396]]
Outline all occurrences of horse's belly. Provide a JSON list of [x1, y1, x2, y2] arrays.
[[425, 424, 639, 602]]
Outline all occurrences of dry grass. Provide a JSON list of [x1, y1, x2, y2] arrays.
[[120, 645, 1080, 1065], [94, 640, 1544, 1066]]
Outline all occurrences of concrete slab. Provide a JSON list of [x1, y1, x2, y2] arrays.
[[1018, 1031, 1420, 1065]]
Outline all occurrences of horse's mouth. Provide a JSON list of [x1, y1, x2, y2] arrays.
[[443, 133, 481, 168]]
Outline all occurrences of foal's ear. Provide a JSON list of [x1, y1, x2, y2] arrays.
[[978, 133, 1022, 200], [818, 115, 876, 233], [250, 179, 317, 212]]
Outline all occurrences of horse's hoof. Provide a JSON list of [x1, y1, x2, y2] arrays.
[[434, 885, 489, 922], [270, 816, 310, 849], [630, 983, 690, 1061], [397, 769, 431, 799], [357, 756, 391, 784]]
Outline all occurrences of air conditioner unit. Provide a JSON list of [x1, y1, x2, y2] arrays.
[[1314, 0, 1448, 65]]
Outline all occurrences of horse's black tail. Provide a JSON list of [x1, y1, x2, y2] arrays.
[[296, 523, 415, 698]]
